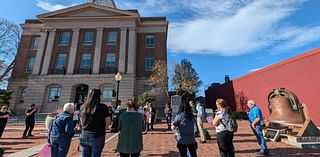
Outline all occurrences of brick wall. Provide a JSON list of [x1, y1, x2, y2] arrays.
[[136, 32, 167, 78], [12, 35, 39, 78]]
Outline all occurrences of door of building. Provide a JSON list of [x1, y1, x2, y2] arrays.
[[75, 84, 89, 103]]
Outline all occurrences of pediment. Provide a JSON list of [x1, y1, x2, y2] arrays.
[[38, 3, 138, 19]]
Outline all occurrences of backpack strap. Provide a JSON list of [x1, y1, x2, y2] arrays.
[[218, 113, 231, 129]]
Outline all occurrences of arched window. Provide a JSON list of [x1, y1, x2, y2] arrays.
[[48, 85, 62, 102]]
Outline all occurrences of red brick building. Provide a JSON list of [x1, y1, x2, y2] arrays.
[[205, 48, 320, 126], [8, 0, 168, 113]]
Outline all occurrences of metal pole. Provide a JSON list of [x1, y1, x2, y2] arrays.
[[116, 80, 120, 106]]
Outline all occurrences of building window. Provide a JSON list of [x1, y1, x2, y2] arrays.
[[49, 87, 61, 102], [106, 53, 116, 68], [32, 37, 40, 50], [102, 87, 113, 101], [80, 53, 91, 70], [55, 54, 67, 70], [59, 32, 70, 45], [83, 31, 94, 45], [145, 56, 155, 71], [107, 31, 117, 45], [26, 57, 36, 72], [145, 35, 155, 48], [20, 87, 26, 103]]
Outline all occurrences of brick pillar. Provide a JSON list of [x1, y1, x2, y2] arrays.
[[32, 30, 48, 75], [67, 28, 80, 74], [118, 27, 127, 73], [41, 29, 56, 75], [127, 27, 137, 74], [92, 28, 104, 74]]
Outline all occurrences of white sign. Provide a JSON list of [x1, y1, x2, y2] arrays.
[[171, 95, 182, 116]]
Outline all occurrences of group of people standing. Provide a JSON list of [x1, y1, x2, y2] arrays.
[[0, 93, 269, 157], [172, 98, 268, 157], [48, 89, 145, 157], [141, 102, 156, 134], [0, 103, 38, 139]]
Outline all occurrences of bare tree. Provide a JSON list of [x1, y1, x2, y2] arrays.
[[0, 18, 22, 84], [149, 60, 169, 97]]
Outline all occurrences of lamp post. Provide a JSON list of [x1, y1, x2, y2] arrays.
[[115, 72, 122, 106]]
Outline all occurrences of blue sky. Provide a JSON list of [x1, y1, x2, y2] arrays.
[[1, 0, 320, 95]]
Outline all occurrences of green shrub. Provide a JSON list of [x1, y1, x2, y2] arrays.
[[137, 92, 155, 105]]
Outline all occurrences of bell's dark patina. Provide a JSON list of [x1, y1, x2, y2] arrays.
[[268, 88, 304, 125]]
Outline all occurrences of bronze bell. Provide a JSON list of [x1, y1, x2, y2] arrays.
[[268, 88, 304, 125]]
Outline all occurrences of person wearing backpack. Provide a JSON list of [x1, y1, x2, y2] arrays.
[[212, 99, 235, 157], [247, 100, 269, 156]]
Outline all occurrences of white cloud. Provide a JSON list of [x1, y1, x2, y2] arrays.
[[118, 0, 320, 56], [271, 26, 320, 53], [36, 0, 78, 12], [168, 0, 303, 56], [35, 0, 320, 56]]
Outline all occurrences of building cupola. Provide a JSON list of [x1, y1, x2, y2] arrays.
[[87, 0, 116, 8]]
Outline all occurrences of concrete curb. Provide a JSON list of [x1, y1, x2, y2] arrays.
[[6, 133, 119, 157]]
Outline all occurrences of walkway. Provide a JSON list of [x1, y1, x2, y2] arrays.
[[1, 121, 319, 157]]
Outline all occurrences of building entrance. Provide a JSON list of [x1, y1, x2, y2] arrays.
[[75, 84, 88, 103]]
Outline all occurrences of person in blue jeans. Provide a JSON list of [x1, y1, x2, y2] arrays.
[[80, 89, 111, 157], [172, 100, 198, 157], [247, 99, 269, 156], [48, 103, 75, 157]]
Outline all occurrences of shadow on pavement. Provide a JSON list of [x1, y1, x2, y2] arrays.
[[233, 133, 254, 137], [233, 139, 258, 143], [269, 148, 320, 157], [148, 151, 180, 157], [0, 141, 32, 145], [236, 147, 320, 156]]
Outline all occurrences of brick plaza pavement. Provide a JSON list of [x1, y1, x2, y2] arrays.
[[98, 121, 320, 157], [1, 121, 320, 156]]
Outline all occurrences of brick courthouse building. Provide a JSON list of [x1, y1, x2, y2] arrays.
[[8, 0, 168, 113]]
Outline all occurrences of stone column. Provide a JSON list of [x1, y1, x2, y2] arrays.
[[118, 27, 127, 73], [92, 28, 104, 74], [66, 28, 80, 74], [127, 27, 137, 74], [41, 29, 56, 75], [32, 29, 48, 75]]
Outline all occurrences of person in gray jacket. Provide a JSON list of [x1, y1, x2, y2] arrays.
[[48, 103, 75, 157]]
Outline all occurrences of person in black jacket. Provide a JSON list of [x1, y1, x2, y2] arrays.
[[48, 103, 75, 157], [23, 104, 37, 138], [0, 106, 11, 138]]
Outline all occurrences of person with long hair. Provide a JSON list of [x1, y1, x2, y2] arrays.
[[117, 98, 144, 157], [212, 99, 235, 157], [80, 89, 111, 157], [172, 101, 198, 157]]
